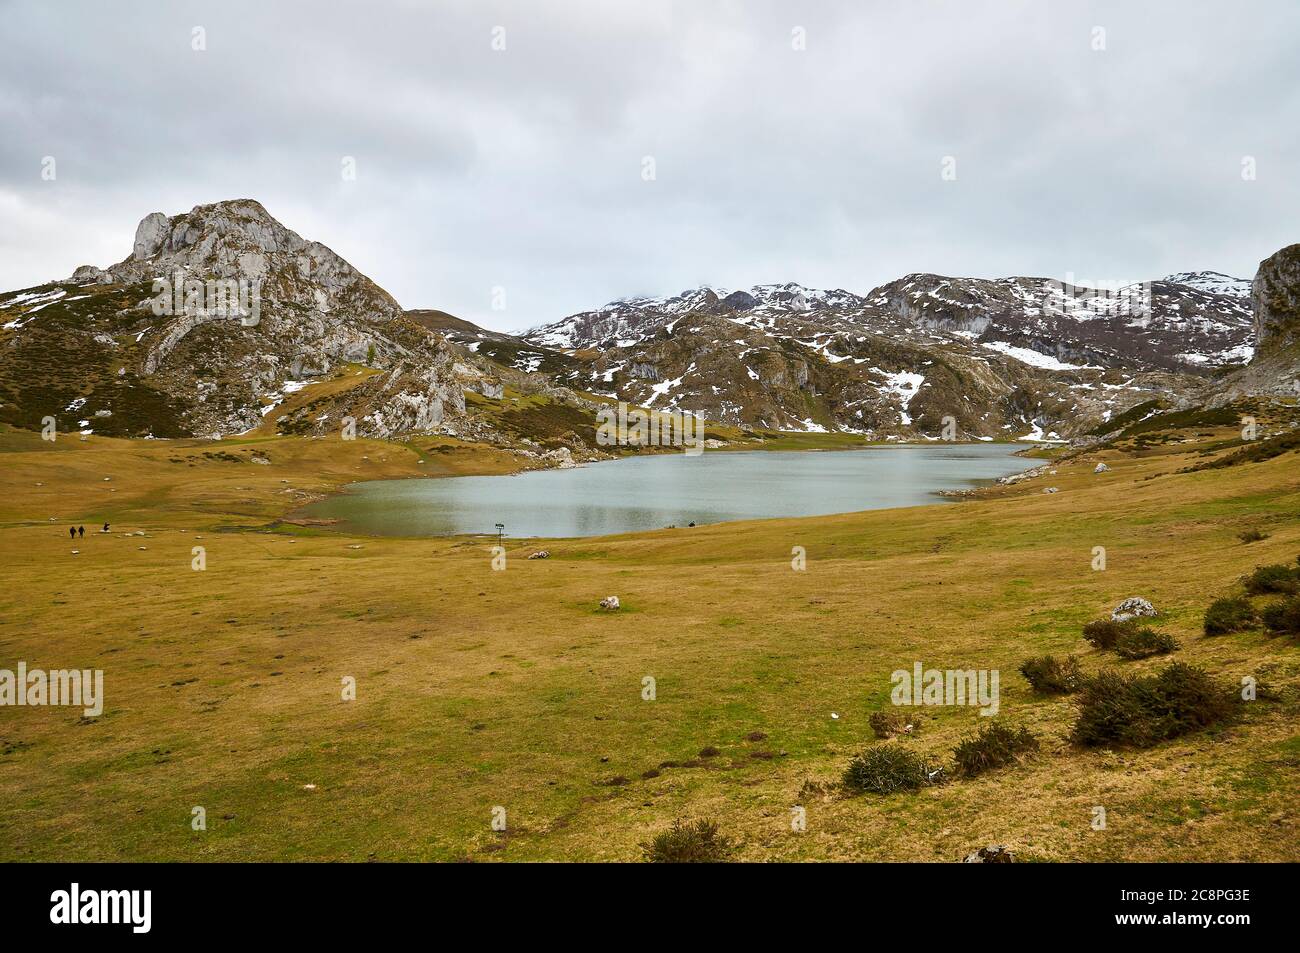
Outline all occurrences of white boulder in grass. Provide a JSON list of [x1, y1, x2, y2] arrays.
[[599, 595, 620, 611], [1094, 462, 1110, 473], [527, 550, 550, 560], [1112, 597, 1157, 622]]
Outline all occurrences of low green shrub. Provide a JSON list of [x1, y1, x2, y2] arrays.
[[1114, 627, 1180, 659], [1243, 564, 1300, 596], [1203, 596, 1257, 635], [1184, 427, 1300, 471], [1083, 618, 1137, 650], [842, 744, 940, 794], [1261, 595, 1300, 635], [641, 819, 733, 863], [952, 721, 1039, 777], [1019, 655, 1083, 694], [1071, 663, 1236, 748], [1238, 529, 1269, 544]]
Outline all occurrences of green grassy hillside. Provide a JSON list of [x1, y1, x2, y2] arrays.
[[0, 411, 1297, 861]]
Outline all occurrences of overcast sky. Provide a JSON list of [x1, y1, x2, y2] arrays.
[[2, 0, 1298, 332]]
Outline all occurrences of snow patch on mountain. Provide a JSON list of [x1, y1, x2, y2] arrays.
[[1162, 271, 1252, 298], [982, 341, 1084, 370]]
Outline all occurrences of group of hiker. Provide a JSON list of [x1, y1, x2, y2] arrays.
[[68, 522, 110, 539]]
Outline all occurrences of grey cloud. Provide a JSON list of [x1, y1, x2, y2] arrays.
[[1, 0, 1297, 332]]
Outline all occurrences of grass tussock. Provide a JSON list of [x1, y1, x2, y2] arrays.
[[641, 819, 733, 863], [952, 720, 1040, 777], [869, 709, 918, 738], [1019, 655, 1083, 694], [1204, 596, 1257, 636], [1113, 626, 1180, 659], [1071, 663, 1237, 748], [841, 744, 941, 795]]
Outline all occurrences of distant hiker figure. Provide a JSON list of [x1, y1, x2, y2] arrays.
[[69, 526, 76, 539], [77, 525, 84, 538], [102, 522, 110, 533]]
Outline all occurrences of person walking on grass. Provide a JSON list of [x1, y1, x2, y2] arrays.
[[69, 526, 76, 540], [77, 525, 84, 538]]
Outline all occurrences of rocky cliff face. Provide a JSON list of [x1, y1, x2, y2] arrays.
[[1211, 245, 1300, 402], [1252, 245, 1300, 357]]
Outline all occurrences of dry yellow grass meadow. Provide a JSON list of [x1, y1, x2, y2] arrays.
[[1, 417, 1297, 861]]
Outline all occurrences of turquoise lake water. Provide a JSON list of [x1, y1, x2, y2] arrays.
[[298, 444, 1036, 538]]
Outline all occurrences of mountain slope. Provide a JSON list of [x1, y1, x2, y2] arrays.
[[521, 271, 1253, 439]]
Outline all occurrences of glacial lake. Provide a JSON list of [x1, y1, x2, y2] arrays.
[[298, 444, 1037, 538]]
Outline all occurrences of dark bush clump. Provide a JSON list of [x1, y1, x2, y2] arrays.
[[641, 819, 733, 863], [841, 744, 940, 794], [952, 721, 1039, 777], [1203, 596, 1257, 636], [1261, 595, 1300, 635], [1019, 655, 1083, 694], [1083, 618, 1137, 650], [869, 709, 917, 738], [1113, 627, 1180, 659], [1243, 564, 1300, 596], [1238, 529, 1269, 544], [1071, 663, 1236, 748], [1183, 426, 1300, 471]]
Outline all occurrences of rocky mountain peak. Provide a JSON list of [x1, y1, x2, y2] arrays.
[[109, 199, 401, 323], [0, 199, 525, 439], [130, 199, 294, 261]]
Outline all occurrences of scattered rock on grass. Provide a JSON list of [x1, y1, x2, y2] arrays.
[[1112, 597, 1157, 622], [1094, 462, 1110, 473], [528, 550, 550, 560], [599, 596, 620, 611]]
